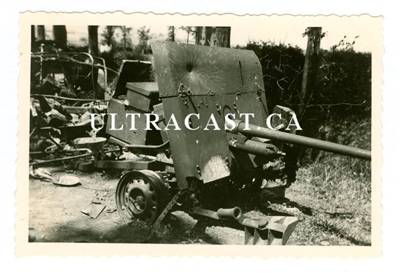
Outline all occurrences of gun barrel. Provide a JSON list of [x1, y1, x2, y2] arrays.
[[229, 120, 371, 161]]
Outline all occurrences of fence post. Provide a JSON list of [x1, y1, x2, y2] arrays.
[[299, 27, 322, 118]]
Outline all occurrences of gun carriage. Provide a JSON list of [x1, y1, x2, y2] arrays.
[[99, 42, 370, 245]]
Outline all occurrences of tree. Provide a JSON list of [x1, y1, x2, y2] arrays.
[[167, 26, 175, 42], [101, 26, 115, 47], [179, 26, 196, 44], [195, 27, 231, 47], [31, 25, 36, 47], [137, 26, 152, 54], [53, 25, 67, 46], [299, 27, 323, 118], [99, 26, 139, 69], [88, 26, 99, 57], [36, 25, 45, 41], [119, 26, 132, 58]]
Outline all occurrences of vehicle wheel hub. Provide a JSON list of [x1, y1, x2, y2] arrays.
[[116, 170, 169, 224]]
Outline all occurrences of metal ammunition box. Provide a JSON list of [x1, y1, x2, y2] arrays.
[[126, 82, 160, 112], [105, 99, 148, 145]]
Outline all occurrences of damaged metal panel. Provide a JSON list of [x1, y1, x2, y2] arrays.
[[126, 82, 160, 112], [151, 41, 269, 189], [105, 99, 148, 145], [113, 60, 154, 98]]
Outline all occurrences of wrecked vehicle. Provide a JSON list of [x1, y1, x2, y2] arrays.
[[31, 40, 109, 99], [29, 41, 114, 170]]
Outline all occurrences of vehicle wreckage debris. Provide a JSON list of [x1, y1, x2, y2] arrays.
[[54, 175, 81, 187], [81, 203, 106, 219], [29, 166, 52, 182]]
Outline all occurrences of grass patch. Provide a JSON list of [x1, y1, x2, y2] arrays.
[[288, 118, 371, 245]]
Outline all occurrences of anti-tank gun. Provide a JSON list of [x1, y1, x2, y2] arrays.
[[110, 42, 371, 245]]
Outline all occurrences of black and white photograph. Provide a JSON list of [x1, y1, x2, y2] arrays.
[[15, 12, 381, 257]]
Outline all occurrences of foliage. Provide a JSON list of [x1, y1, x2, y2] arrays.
[[167, 26, 175, 42], [314, 49, 371, 119], [331, 35, 360, 51], [299, 45, 371, 163], [99, 26, 153, 72], [244, 41, 305, 112], [243, 39, 371, 116], [136, 26, 152, 54], [179, 26, 196, 43], [101, 26, 115, 47], [242, 38, 371, 164]]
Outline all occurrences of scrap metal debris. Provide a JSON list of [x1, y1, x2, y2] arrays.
[[29, 166, 52, 181], [29, 41, 113, 169], [81, 203, 106, 219], [31, 40, 112, 99], [54, 175, 80, 187]]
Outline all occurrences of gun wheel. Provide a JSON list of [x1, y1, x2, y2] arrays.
[[116, 170, 169, 224]]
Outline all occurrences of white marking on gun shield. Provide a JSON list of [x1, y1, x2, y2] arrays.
[[201, 156, 230, 183]]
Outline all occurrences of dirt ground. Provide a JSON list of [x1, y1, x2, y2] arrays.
[[28, 166, 245, 244], [28, 166, 368, 245]]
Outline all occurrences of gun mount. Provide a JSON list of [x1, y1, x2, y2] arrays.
[[79, 42, 370, 245]]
